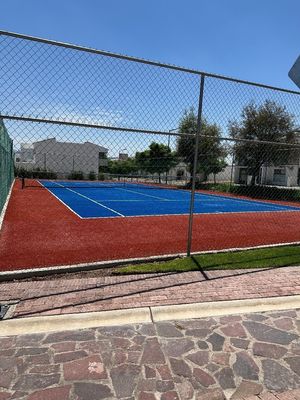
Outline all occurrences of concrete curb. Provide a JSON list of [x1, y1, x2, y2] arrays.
[[2, 294, 300, 336], [0, 307, 152, 336], [151, 295, 300, 321], [1, 243, 300, 282], [0, 178, 14, 232], [0, 254, 180, 281]]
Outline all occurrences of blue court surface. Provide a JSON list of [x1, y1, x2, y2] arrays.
[[40, 180, 300, 219]]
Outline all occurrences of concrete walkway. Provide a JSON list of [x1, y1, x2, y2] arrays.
[[1, 308, 300, 399]]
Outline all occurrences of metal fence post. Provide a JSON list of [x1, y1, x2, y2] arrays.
[[186, 74, 205, 256], [230, 153, 235, 188]]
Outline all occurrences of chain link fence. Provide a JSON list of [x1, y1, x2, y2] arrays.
[[1, 31, 300, 268], [0, 118, 14, 216]]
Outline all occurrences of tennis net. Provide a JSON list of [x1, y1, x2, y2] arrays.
[[21, 173, 187, 190]]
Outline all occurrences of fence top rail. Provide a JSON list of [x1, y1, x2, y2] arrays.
[[1, 30, 300, 96], [3, 114, 300, 149]]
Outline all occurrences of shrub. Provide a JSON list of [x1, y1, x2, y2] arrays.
[[68, 171, 84, 180], [229, 185, 300, 202], [185, 181, 232, 193], [184, 180, 300, 203], [88, 171, 96, 181], [15, 167, 57, 179]]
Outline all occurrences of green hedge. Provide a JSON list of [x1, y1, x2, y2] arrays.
[[88, 171, 96, 181], [184, 181, 300, 202], [230, 184, 300, 202], [15, 167, 57, 180], [194, 182, 232, 193], [67, 171, 84, 180]]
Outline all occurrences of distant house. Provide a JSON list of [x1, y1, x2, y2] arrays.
[[232, 136, 300, 188], [15, 138, 108, 176], [234, 164, 300, 187], [118, 152, 128, 161], [15, 143, 34, 163], [155, 162, 232, 184], [167, 161, 190, 181]]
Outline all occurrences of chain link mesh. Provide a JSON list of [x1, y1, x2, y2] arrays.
[[1, 31, 300, 268]]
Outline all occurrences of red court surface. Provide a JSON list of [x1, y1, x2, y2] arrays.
[[1, 180, 300, 272]]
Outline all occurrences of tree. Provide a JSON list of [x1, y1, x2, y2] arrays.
[[177, 108, 227, 182], [229, 100, 297, 185], [210, 159, 228, 184], [107, 158, 137, 178], [135, 142, 178, 183]]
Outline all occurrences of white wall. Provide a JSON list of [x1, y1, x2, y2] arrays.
[[207, 165, 233, 183], [234, 164, 300, 187], [33, 139, 107, 175]]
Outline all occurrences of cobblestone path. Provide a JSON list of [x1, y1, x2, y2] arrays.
[[1, 309, 300, 399]]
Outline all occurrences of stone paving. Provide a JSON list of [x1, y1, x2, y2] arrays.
[[1, 309, 300, 399]]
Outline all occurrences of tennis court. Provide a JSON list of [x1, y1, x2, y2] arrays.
[[39, 179, 300, 218], [2, 179, 300, 272], [2, 31, 300, 273]]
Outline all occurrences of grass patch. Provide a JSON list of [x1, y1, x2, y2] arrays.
[[114, 245, 300, 274]]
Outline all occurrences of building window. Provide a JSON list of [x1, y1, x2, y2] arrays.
[[273, 168, 286, 176], [238, 168, 248, 184], [176, 170, 184, 180]]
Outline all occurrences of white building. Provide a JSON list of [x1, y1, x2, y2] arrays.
[[157, 163, 232, 184], [168, 161, 190, 181], [234, 164, 300, 187], [15, 143, 34, 163], [15, 138, 108, 176]]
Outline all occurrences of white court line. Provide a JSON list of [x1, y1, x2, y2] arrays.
[[99, 199, 210, 202], [40, 181, 300, 219], [51, 181, 125, 217], [0, 179, 15, 231], [195, 191, 300, 211], [39, 180, 83, 219], [118, 187, 171, 201], [121, 187, 300, 211], [82, 208, 300, 219]]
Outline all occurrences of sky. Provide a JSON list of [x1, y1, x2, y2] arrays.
[[1, 0, 300, 157], [1, 0, 300, 89]]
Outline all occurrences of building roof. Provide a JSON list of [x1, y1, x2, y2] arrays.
[[33, 138, 108, 152]]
